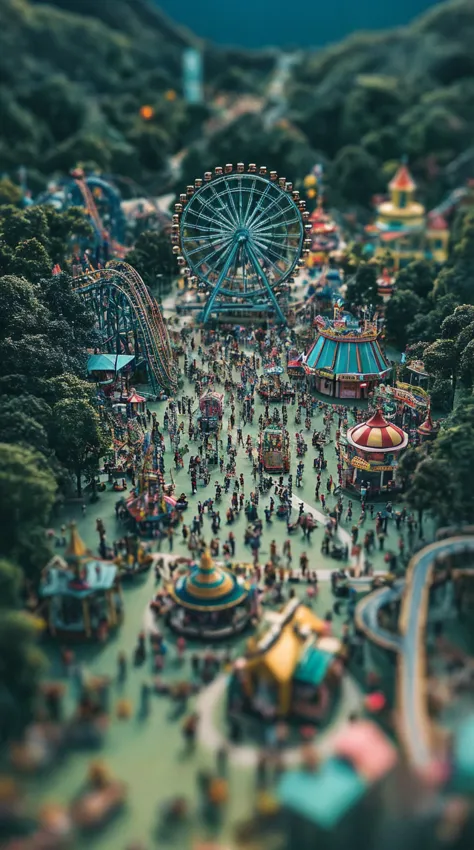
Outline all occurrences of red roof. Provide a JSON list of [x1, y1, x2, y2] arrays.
[[347, 410, 408, 453], [128, 392, 145, 404], [389, 165, 416, 192], [427, 214, 448, 231], [417, 408, 437, 436]]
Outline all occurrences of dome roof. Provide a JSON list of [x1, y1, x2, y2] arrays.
[[168, 550, 248, 612], [417, 407, 437, 437], [347, 410, 408, 453]]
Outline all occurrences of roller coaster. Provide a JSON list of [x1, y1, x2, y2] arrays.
[[73, 261, 178, 396], [355, 528, 474, 769], [37, 169, 127, 256]]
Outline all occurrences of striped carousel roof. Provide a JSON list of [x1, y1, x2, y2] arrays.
[[168, 549, 248, 612], [347, 410, 408, 454], [305, 331, 390, 380]]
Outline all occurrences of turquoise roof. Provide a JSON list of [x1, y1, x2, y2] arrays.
[[278, 760, 367, 828], [40, 560, 117, 599], [306, 334, 389, 377], [452, 715, 474, 792], [87, 354, 135, 373], [294, 645, 333, 686]]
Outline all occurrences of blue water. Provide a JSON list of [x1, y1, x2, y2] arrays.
[[156, 0, 443, 48]]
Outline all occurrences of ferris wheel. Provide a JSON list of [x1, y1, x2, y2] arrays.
[[172, 163, 311, 324]]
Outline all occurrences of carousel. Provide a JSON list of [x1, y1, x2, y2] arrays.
[[125, 471, 178, 536], [342, 409, 408, 498], [125, 446, 178, 536], [39, 525, 123, 641], [165, 549, 253, 639], [303, 316, 391, 400], [259, 424, 290, 473]]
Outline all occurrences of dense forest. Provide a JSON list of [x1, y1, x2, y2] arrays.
[[2, 0, 474, 208]]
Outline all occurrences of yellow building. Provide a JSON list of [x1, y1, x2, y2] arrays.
[[374, 164, 449, 269], [229, 599, 344, 719]]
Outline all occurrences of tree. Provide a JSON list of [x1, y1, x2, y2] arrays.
[[11, 237, 51, 283], [50, 399, 109, 496], [0, 275, 47, 339], [127, 229, 176, 293], [406, 456, 457, 535], [430, 378, 455, 412], [459, 339, 474, 388], [0, 177, 22, 207], [424, 338, 459, 405], [0, 611, 47, 742], [0, 559, 22, 608], [330, 145, 382, 207], [344, 262, 381, 309], [395, 260, 436, 301], [385, 290, 423, 349], [0, 443, 56, 565]]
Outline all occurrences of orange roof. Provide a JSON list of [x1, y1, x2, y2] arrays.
[[389, 165, 416, 192]]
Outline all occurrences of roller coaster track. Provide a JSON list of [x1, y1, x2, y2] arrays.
[[73, 176, 128, 258], [73, 262, 178, 395], [355, 531, 474, 768]]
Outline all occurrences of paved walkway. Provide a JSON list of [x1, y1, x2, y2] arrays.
[[196, 672, 364, 767]]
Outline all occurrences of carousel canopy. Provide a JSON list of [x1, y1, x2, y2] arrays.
[[305, 332, 390, 379], [347, 410, 408, 454], [41, 524, 117, 598], [168, 549, 248, 613]]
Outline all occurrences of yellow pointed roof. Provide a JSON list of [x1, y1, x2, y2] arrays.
[[65, 523, 89, 561], [200, 549, 213, 573]]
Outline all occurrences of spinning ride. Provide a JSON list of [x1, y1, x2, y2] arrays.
[[173, 164, 310, 324], [73, 261, 178, 396]]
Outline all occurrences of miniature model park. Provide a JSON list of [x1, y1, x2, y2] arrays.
[[2, 2, 474, 849]]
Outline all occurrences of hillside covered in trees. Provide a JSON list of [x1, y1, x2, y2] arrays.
[[2, 0, 474, 208]]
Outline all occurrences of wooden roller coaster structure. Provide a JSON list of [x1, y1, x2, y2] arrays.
[[73, 261, 178, 396]]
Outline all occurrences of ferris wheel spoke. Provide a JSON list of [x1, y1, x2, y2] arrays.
[[244, 182, 273, 229], [205, 184, 239, 229], [182, 232, 234, 248], [252, 215, 302, 237], [249, 194, 289, 231], [223, 180, 241, 228], [182, 222, 233, 237], [250, 229, 299, 247], [251, 238, 289, 279], [185, 236, 232, 259], [252, 207, 300, 233], [184, 206, 234, 233], [189, 198, 235, 232], [242, 177, 259, 227]]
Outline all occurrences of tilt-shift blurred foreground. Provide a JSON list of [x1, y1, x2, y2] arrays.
[[2, 2, 474, 850]]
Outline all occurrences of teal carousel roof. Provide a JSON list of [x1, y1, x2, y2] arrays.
[[168, 550, 248, 613], [305, 326, 390, 380]]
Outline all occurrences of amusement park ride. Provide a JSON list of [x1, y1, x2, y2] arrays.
[[37, 168, 127, 256], [73, 261, 178, 396], [173, 163, 311, 324]]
